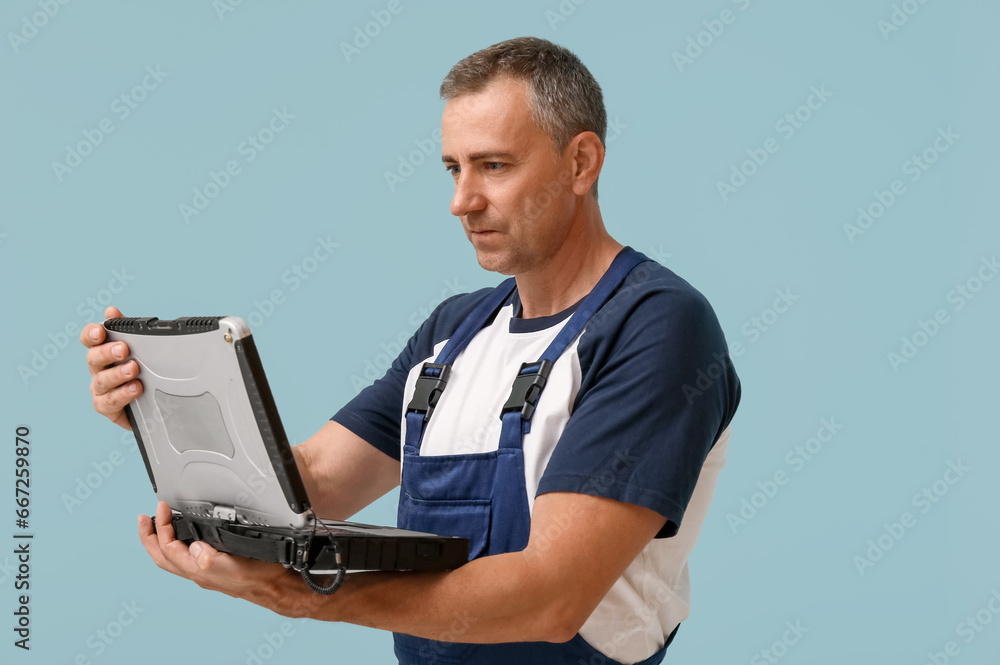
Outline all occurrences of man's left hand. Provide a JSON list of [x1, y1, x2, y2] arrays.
[[138, 501, 309, 617]]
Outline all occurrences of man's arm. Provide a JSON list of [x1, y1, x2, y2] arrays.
[[291, 420, 399, 520], [143, 489, 665, 644], [316, 490, 666, 643]]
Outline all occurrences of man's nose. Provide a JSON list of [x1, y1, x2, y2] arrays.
[[450, 173, 486, 217]]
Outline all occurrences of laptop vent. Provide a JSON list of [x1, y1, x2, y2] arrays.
[[103, 317, 223, 335], [104, 317, 144, 332], [182, 317, 220, 332]]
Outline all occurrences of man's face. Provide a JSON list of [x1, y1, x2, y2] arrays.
[[441, 77, 577, 276]]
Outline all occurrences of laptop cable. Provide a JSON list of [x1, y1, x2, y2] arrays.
[[299, 520, 346, 595]]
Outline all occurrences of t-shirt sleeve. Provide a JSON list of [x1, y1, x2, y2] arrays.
[[535, 286, 741, 538]]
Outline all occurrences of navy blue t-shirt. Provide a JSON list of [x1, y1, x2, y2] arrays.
[[332, 250, 741, 538]]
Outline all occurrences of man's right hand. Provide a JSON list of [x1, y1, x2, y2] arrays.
[[80, 305, 141, 431]]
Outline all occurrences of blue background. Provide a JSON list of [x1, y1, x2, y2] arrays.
[[2, 1, 998, 663]]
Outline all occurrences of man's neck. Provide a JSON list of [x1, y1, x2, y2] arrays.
[[515, 231, 623, 319]]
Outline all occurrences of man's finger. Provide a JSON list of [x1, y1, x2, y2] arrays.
[[79, 307, 124, 350], [152, 502, 205, 579], [90, 360, 138, 396], [154, 501, 177, 543], [188, 541, 296, 595], [92, 379, 142, 419], [188, 541, 238, 578], [138, 513, 183, 576], [80, 322, 106, 349], [85, 341, 130, 375]]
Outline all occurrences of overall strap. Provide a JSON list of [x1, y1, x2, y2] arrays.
[[404, 277, 518, 451], [539, 247, 645, 365], [438, 278, 518, 365], [498, 247, 646, 450]]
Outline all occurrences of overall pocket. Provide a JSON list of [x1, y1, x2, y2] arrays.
[[393, 495, 491, 662], [397, 494, 492, 561]]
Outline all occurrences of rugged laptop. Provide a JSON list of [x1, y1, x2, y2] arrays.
[[104, 316, 468, 593]]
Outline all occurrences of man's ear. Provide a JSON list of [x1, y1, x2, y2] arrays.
[[566, 131, 605, 197]]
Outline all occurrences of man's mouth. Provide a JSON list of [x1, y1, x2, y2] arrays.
[[466, 223, 498, 236], [464, 215, 501, 237]]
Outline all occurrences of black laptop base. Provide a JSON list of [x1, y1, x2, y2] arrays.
[[154, 513, 470, 574]]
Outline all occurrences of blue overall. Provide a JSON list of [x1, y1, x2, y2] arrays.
[[393, 248, 677, 664]]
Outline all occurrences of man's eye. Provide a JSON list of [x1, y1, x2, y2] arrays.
[[445, 165, 460, 176], [486, 162, 504, 171]]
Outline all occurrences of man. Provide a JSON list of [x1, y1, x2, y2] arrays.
[[81, 37, 740, 664]]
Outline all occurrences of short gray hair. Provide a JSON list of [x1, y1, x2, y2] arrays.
[[441, 37, 607, 197]]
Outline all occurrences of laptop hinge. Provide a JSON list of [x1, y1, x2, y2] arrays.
[[212, 504, 236, 521]]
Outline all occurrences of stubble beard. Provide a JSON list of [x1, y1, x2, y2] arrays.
[[473, 244, 521, 276]]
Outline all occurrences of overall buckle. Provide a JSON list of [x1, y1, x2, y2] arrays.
[[406, 362, 452, 423], [501, 360, 553, 421]]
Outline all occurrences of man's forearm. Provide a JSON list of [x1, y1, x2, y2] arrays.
[[149, 492, 663, 648], [265, 491, 665, 646], [278, 549, 583, 644]]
